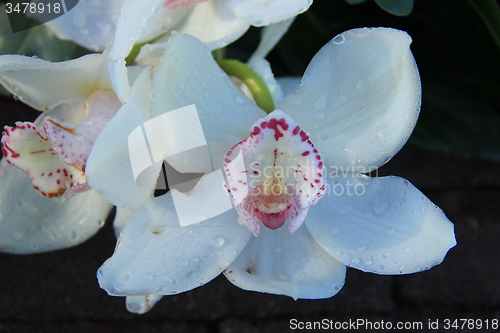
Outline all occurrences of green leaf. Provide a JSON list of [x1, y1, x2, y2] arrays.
[[374, 0, 414, 16]]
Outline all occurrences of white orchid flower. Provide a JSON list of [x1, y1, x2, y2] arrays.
[[0, 51, 122, 253], [33, 0, 312, 102], [93, 29, 456, 305]]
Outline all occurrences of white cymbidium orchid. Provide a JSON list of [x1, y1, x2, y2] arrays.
[[32, 0, 312, 102], [110, 0, 311, 102], [36, 0, 311, 52], [0, 51, 120, 253], [94, 29, 456, 306]]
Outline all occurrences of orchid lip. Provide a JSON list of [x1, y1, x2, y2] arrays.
[[223, 110, 326, 236]]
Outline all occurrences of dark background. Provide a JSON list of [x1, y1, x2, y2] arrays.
[[1, 0, 500, 332]]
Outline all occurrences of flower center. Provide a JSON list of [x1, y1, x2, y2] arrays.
[[223, 110, 326, 236]]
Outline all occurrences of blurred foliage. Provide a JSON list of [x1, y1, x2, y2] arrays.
[[345, 0, 414, 16]]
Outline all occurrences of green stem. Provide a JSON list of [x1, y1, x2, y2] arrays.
[[217, 59, 275, 114]]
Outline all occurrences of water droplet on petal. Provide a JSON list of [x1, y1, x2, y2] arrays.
[[314, 95, 327, 110], [235, 96, 245, 104], [122, 273, 131, 282], [210, 235, 224, 248], [332, 34, 345, 45]]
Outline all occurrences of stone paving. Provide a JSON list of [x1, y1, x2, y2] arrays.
[[0, 96, 499, 332]]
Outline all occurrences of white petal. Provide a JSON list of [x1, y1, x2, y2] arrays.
[[125, 294, 163, 314], [113, 0, 164, 62], [0, 51, 113, 111], [110, 0, 171, 102], [224, 223, 346, 299], [44, 91, 122, 166], [30, 0, 125, 51], [97, 192, 252, 296], [278, 28, 421, 173], [86, 67, 156, 209], [249, 18, 295, 60], [305, 174, 457, 275], [138, 6, 192, 42], [227, 0, 312, 26], [171, 1, 250, 50], [0, 159, 112, 254], [248, 57, 284, 105], [152, 33, 266, 160]]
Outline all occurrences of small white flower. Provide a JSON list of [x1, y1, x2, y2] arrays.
[[94, 29, 456, 305]]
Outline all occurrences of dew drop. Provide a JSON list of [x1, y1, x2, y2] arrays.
[[388, 228, 396, 236], [332, 34, 346, 45], [150, 90, 160, 101], [356, 79, 366, 91], [122, 273, 131, 282], [235, 96, 245, 104], [357, 246, 366, 253], [279, 274, 288, 281], [352, 257, 360, 264], [404, 247, 410, 253], [210, 235, 225, 248], [379, 265, 386, 270], [333, 251, 341, 256], [373, 197, 388, 214], [313, 95, 327, 110], [70, 230, 78, 240], [73, 14, 86, 28], [315, 112, 325, 120]]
